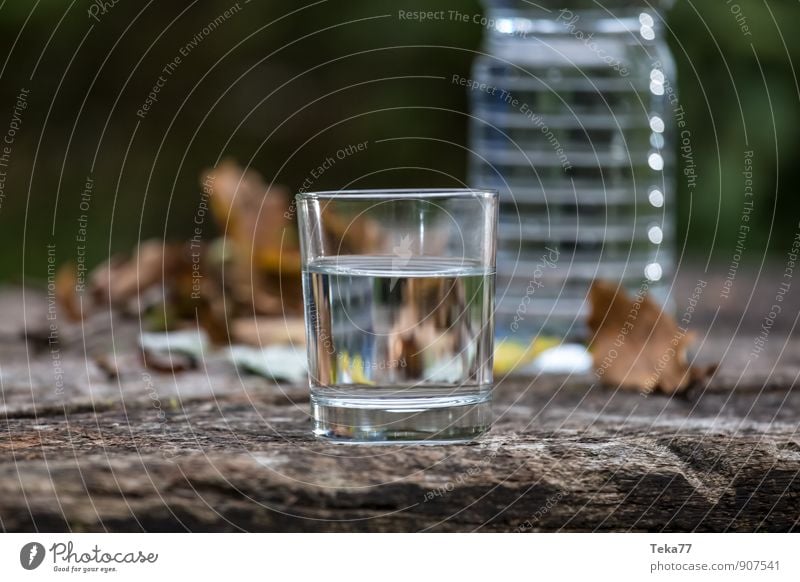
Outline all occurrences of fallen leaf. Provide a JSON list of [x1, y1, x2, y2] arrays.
[[139, 349, 195, 373], [55, 262, 83, 322], [138, 330, 209, 372], [203, 160, 302, 315], [227, 345, 307, 383], [167, 247, 231, 343], [53, 161, 309, 358], [320, 203, 383, 254], [231, 316, 306, 347], [139, 329, 209, 356], [93, 353, 119, 379], [89, 240, 188, 308], [587, 280, 715, 394]]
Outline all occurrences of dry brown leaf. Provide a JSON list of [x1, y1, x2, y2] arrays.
[[165, 247, 230, 343], [139, 349, 195, 373], [55, 161, 308, 355], [55, 262, 83, 322], [89, 239, 187, 308], [321, 205, 383, 255], [204, 159, 293, 255], [93, 353, 119, 379], [231, 316, 306, 347], [588, 280, 715, 395], [202, 159, 302, 314]]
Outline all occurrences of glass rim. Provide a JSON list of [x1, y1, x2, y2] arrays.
[[297, 188, 498, 200]]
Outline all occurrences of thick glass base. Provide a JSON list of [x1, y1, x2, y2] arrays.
[[310, 388, 492, 444]]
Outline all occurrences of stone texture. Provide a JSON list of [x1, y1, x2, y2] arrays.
[[0, 285, 798, 532]]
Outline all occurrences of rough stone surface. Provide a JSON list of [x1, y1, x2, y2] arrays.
[[1, 285, 798, 532]]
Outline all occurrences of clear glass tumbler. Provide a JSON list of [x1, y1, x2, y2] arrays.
[[297, 189, 498, 443]]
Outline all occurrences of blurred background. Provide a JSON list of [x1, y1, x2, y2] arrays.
[[0, 0, 797, 284]]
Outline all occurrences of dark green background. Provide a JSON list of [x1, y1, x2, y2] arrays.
[[0, 0, 797, 283]]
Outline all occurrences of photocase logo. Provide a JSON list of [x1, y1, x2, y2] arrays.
[[20, 542, 46, 570], [390, 234, 414, 290]]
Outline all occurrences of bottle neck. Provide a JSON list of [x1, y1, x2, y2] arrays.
[[482, 1, 671, 38], [481, 0, 674, 10]]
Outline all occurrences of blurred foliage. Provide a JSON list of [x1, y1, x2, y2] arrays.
[[0, 0, 797, 282]]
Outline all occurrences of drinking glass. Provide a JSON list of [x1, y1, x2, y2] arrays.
[[297, 189, 498, 443]]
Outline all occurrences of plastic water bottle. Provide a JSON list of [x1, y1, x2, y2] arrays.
[[469, 0, 676, 342]]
